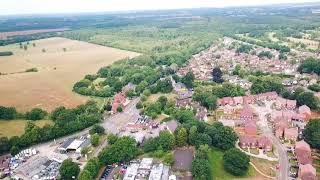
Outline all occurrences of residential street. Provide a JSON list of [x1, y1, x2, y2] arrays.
[[251, 101, 289, 180]]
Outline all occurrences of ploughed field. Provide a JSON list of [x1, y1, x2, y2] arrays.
[[0, 37, 140, 112]]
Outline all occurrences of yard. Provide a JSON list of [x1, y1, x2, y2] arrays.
[[0, 119, 53, 138], [208, 149, 268, 180], [0, 37, 140, 112], [146, 93, 177, 104]]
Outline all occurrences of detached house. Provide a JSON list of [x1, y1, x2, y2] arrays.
[[298, 164, 317, 180], [111, 92, 127, 114], [284, 127, 298, 142], [295, 140, 312, 165]]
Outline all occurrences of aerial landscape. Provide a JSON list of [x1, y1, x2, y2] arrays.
[[0, 0, 320, 180]]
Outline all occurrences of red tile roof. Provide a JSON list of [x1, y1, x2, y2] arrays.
[[284, 128, 298, 141], [244, 121, 257, 135], [295, 140, 312, 165], [299, 164, 316, 180]]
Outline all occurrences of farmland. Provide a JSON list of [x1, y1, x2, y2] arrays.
[[0, 37, 140, 111], [0, 119, 53, 138], [0, 28, 69, 40]]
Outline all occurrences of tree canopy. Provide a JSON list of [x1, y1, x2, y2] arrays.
[[59, 159, 80, 180], [223, 148, 250, 176], [303, 119, 320, 149]]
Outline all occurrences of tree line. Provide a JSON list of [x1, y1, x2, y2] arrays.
[[0, 106, 47, 121], [0, 101, 102, 155]]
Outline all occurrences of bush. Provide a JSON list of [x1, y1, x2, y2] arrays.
[[0, 51, 13, 56], [0, 106, 17, 120], [223, 148, 250, 176], [308, 84, 320, 92], [89, 124, 105, 135], [303, 119, 320, 149], [25, 108, 47, 120], [91, 134, 100, 147], [25, 68, 38, 72]]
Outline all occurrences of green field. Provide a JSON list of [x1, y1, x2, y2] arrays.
[[0, 119, 53, 138], [208, 149, 259, 180]]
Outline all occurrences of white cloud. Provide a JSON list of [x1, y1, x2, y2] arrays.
[[0, 0, 319, 15]]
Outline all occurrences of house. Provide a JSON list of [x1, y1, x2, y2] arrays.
[[298, 164, 317, 180], [218, 97, 235, 106], [286, 100, 297, 110], [257, 92, 277, 101], [112, 92, 126, 113], [243, 95, 255, 104], [244, 122, 257, 136], [175, 91, 193, 108], [240, 106, 254, 121], [239, 135, 257, 149], [284, 128, 298, 141], [257, 136, 272, 151], [295, 140, 312, 165], [265, 91, 278, 100], [275, 97, 287, 110], [176, 98, 192, 109], [233, 96, 243, 105], [164, 120, 178, 134], [298, 105, 311, 117]]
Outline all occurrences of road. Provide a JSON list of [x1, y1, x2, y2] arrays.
[[251, 101, 289, 180], [30, 98, 140, 164]]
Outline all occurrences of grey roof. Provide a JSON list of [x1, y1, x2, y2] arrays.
[[59, 138, 75, 150], [166, 120, 178, 133]]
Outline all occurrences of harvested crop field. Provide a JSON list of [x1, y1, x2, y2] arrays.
[[0, 37, 140, 112], [0, 119, 53, 138]]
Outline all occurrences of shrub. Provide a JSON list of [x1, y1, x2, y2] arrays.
[[25, 108, 47, 120]]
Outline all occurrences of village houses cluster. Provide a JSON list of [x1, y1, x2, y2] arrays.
[[216, 91, 317, 179], [177, 37, 318, 84]]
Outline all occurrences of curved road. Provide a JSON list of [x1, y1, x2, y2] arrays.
[[252, 102, 289, 180]]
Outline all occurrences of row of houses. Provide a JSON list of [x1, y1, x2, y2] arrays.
[[217, 91, 278, 107], [239, 135, 272, 151]]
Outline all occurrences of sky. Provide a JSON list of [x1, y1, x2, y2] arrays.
[[0, 0, 319, 15]]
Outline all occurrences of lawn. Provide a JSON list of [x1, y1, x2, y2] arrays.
[[146, 93, 177, 104], [0, 119, 53, 138], [250, 157, 277, 177], [208, 149, 261, 180]]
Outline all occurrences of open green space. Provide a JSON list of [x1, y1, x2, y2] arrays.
[[0, 119, 53, 138], [208, 149, 258, 180]]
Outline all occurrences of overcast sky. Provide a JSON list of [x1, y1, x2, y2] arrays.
[[1, 0, 319, 15]]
